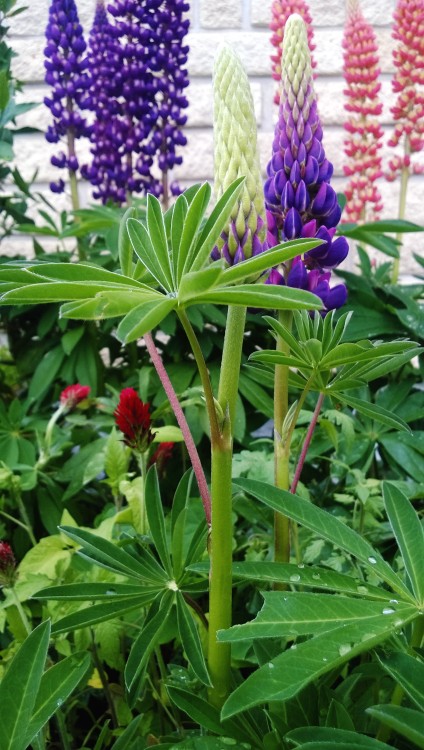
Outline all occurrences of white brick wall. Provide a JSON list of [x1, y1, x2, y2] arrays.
[[3, 0, 423, 275]]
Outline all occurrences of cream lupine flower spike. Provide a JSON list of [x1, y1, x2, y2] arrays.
[[212, 44, 268, 265]]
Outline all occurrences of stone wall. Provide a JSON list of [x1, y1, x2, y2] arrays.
[[3, 0, 423, 274]]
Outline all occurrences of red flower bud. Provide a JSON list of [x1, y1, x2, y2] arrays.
[[60, 384, 91, 410], [114, 388, 155, 453], [148, 442, 174, 471]]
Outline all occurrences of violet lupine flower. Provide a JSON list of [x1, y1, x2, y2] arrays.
[[386, 0, 424, 183], [82, 0, 129, 203], [342, 0, 383, 223], [103, 0, 190, 203], [270, 0, 316, 105], [212, 44, 268, 265], [265, 14, 349, 312], [44, 0, 91, 193]]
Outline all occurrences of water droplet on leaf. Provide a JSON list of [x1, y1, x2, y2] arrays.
[[290, 574, 301, 582], [368, 556, 377, 564], [382, 607, 395, 615]]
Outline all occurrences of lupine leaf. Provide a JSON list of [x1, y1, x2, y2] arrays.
[[195, 284, 322, 310], [60, 288, 161, 320], [383, 482, 424, 604], [190, 177, 245, 273], [125, 591, 174, 691], [366, 705, 424, 749], [166, 685, 255, 743], [176, 592, 211, 685], [178, 182, 212, 281], [25, 262, 147, 287], [145, 466, 173, 576], [336, 395, 410, 433], [287, 727, 392, 750], [26, 652, 91, 745], [0, 620, 50, 750], [116, 298, 177, 343], [1, 281, 140, 304], [51, 592, 160, 634], [178, 265, 224, 303], [233, 479, 413, 600], [218, 592, 415, 641], [320, 341, 415, 368], [221, 611, 418, 719], [377, 652, 424, 711], [171, 194, 188, 269], [220, 238, 324, 285], [127, 217, 171, 290], [35, 583, 151, 601], [146, 194, 175, 291]]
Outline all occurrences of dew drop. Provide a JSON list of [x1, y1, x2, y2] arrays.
[[221, 739, 237, 746], [339, 644, 352, 656], [56, 698, 63, 707], [105, 589, 117, 596], [268, 662, 275, 669], [389, 599, 399, 604], [394, 619, 403, 628], [298, 563, 305, 569], [291, 644, 297, 650], [290, 574, 301, 582], [382, 607, 395, 615], [312, 573, 321, 580], [322, 657, 328, 662], [368, 556, 377, 564]]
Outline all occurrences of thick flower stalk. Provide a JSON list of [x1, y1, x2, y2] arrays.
[[83, 0, 128, 203], [270, 0, 316, 105], [212, 43, 268, 265], [44, 0, 91, 203], [265, 14, 349, 313], [114, 388, 155, 453], [342, 0, 384, 223], [104, 0, 190, 205]]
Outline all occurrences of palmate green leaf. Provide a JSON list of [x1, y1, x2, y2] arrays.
[[233, 479, 413, 600], [145, 466, 173, 576], [219, 591, 415, 642], [58, 526, 168, 584], [366, 705, 424, 749], [116, 297, 177, 343], [380, 434, 424, 483], [51, 591, 159, 634], [125, 591, 174, 691], [178, 182, 212, 281], [383, 482, 424, 604], [221, 610, 418, 719], [319, 341, 415, 369], [0, 620, 50, 750], [127, 217, 172, 291], [1, 281, 142, 304], [287, 727, 393, 749], [35, 583, 150, 601], [265, 313, 310, 360], [378, 652, 424, 711], [190, 178, 245, 273], [220, 238, 324, 285], [238, 372, 275, 419], [119, 206, 138, 277], [336, 394, 410, 433], [231, 561, 391, 599], [146, 193, 175, 290], [26, 652, 90, 746], [175, 592, 211, 686], [195, 284, 322, 311]]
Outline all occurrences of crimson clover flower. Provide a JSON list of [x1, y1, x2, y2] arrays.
[[148, 442, 174, 470], [114, 388, 155, 453], [270, 0, 316, 105], [0, 542, 16, 587], [44, 0, 91, 194], [342, 0, 384, 222], [386, 0, 424, 183], [60, 384, 91, 410], [265, 14, 349, 313]]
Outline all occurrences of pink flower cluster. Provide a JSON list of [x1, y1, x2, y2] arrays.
[[342, 0, 383, 222], [386, 0, 424, 182], [270, 0, 316, 105]]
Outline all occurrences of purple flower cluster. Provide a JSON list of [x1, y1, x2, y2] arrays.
[[44, 0, 91, 193], [265, 17, 349, 312], [82, 0, 190, 203]]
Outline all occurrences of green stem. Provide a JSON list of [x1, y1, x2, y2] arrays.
[[208, 305, 246, 708], [11, 482, 37, 547], [377, 614, 424, 743], [273, 310, 292, 565], [90, 630, 119, 729], [391, 136, 410, 284], [137, 452, 148, 535], [36, 405, 66, 469], [10, 585, 31, 635], [178, 309, 220, 443]]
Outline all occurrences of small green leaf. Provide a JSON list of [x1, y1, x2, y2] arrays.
[[146, 194, 174, 290], [178, 264, 224, 304], [125, 592, 174, 691], [119, 207, 137, 277], [178, 182, 212, 281], [51, 592, 159, 634], [176, 592, 211, 685], [195, 284, 322, 310], [145, 466, 173, 576], [366, 705, 424, 749], [383, 482, 424, 604], [26, 652, 90, 745], [127, 218, 171, 291], [221, 238, 324, 285], [0, 620, 50, 750], [336, 395, 410, 433], [378, 652, 424, 711], [116, 297, 177, 343], [35, 583, 150, 601], [171, 194, 188, 266], [287, 726, 392, 748]]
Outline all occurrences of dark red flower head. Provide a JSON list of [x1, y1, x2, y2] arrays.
[[148, 442, 174, 471], [60, 384, 91, 410], [114, 388, 155, 453], [0, 542, 16, 587]]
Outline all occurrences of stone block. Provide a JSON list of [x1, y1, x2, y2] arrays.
[[188, 31, 272, 76], [200, 0, 242, 29]]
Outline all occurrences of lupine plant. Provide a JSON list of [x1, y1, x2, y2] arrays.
[[0, 7, 423, 750], [270, 0, 316, 104]]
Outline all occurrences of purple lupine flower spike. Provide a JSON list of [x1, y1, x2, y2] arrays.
[[44, 0, 91, 194], [266, 14, 349, 312]]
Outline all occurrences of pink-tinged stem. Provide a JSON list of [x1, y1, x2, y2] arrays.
[[290, 392, 324, 495], [143, 332, 211, 526]]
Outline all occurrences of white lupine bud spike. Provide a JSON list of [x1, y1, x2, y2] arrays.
[[213, 43, 267, 264], [281, 14, 315, 121]]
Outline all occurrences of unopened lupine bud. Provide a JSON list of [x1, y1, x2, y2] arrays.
[[265, 14, 349, 312], [342, 0, 384, 222], [270, 0, 316, 105], [213, 44, 268, 265]]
